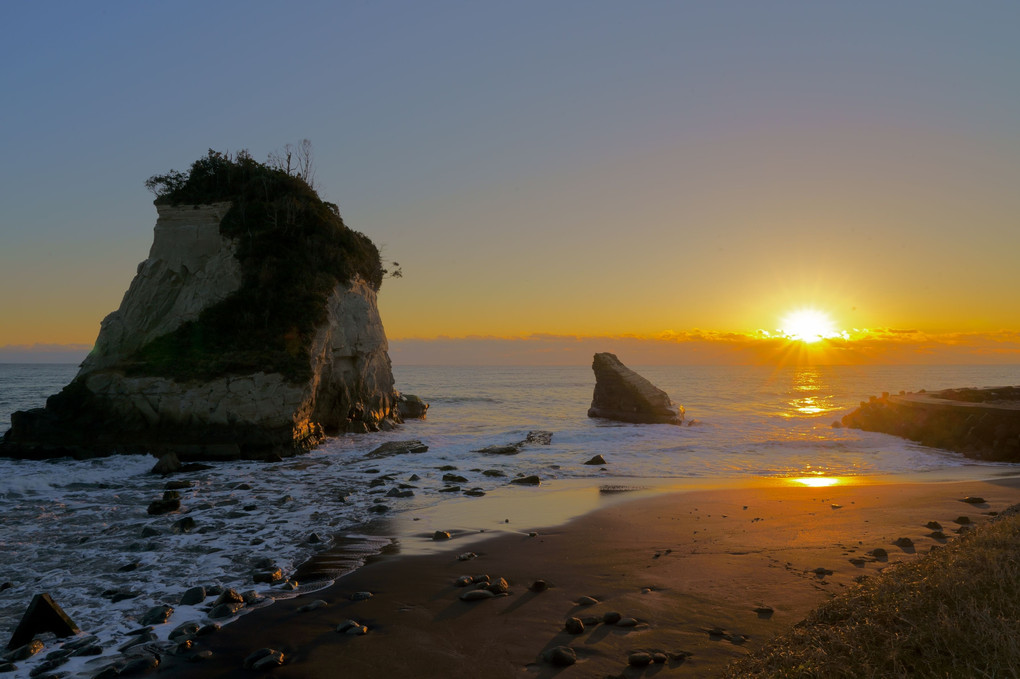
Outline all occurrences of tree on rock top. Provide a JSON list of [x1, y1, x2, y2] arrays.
[[131, 145, 383, 381]]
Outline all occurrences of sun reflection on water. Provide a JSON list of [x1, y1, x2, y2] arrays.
[[789, 476, 843, 488]]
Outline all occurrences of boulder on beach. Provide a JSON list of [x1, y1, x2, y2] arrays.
[[587, 353, 684, 425], [6, 593, 80, 651]]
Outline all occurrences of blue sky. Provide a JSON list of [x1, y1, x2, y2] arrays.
[[2, 2, 1019, 363]]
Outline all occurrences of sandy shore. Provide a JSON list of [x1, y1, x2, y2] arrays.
[[157, 474, 1020, 678]]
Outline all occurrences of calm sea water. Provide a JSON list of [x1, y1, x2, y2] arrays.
[[1, 362, 1018, 675]]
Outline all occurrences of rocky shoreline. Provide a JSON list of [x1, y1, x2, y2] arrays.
[[841, 386, 1020, 461]]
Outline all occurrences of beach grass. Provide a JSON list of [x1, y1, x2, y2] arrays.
[[726, 506, 1020, 678]]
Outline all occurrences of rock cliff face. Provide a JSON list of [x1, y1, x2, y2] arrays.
[[587, 352, 684, 425], [1, 159, 411, 460], [81, 203, 240, 373]]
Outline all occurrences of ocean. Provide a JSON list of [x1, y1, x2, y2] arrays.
[[1, 362, 1019, 675]]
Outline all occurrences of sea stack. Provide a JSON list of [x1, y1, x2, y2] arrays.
[[1, 150, 417, 461], [587, 352, 684, 425]]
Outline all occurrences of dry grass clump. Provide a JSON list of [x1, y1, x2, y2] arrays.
[[727, 510, 1020, 678]]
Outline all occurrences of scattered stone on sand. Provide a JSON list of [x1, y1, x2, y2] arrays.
[[811, 567, 834, 576], [350, 591, 373, 602], [139, 604, 173, 626], [617, 617, 639, 627], [928, 530, 948, 540], [169, 622, 200, 640], [244, 648, 284, 670], [652, 651, 669, 663], [214, 589, 244, 606], [894, 537, 914, 549], [869, 548, 889, 559], [368, 503, 390, 512], [510, 475, 541, 486], [253, 568, 283, 585], [5, 640, 44, 662], [197, 623, 220, 636], [0, 662, 16, 673], [337, 620, 368, 635], [831, 504, 843, 509], [460, 589, 496, 602], [209, 603, 243, 619], [603, 611, 622, 625], [298, 599, 329, 612], [926, 520, 943, 530], [956, 516, 972, 524], [180, 586, 206, 605], [120, 654, 160, 675], [443, 473, 469, 483], [529, 580, 549, 592], [753, 605, 774, 617], [584, 454, 607, 466], [628, 652, 653, 667], [849, 557, 867, 566], [564, 617, 585, 634], [438, 486, 460, 493], [482, 469, 506, 477], [6, 593, 80, 650], [432, 531, 452, 541], [463, 488, 486, 497], [455, 575, 475, 587], [487, 577, 509, 595], [960, 496, 986, 504], [547, 646, 577, 667], [386, 488, 414, 498], [576, 595, 599, 606], [528, 531, 538, 537], [472, 574, 491, 584], [457, 552, 477, 562]]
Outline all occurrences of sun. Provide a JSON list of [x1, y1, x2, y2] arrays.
[[780, 308, 838, 344]]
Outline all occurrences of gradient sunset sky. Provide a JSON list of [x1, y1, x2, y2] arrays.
[[2, 2, 1018, 365]]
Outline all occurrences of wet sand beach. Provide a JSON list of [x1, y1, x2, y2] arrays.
[[157, 476, 1020, 678]]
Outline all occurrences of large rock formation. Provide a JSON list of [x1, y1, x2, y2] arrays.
[[587, 353, 684, 425], [841, 387, 1020, 461], [1, 150, 418, 461]]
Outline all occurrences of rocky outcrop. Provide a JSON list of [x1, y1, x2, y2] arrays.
[[587, 353, 684, 425], [1, 155, 421, 460], [841, 387, 1020, 461], [80, 203, 240, 373]]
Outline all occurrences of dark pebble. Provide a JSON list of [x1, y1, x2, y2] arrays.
[[564, 617, 584, 634], [547, 646, 576, 667]]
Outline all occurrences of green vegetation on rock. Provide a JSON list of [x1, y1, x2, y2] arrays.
[[129, 148, 384, 382]]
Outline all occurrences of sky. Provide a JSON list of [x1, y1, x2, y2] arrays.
[[1, 1, 1018, 365]]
